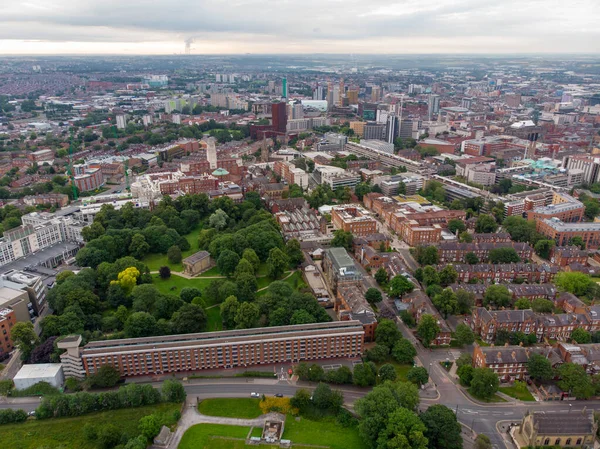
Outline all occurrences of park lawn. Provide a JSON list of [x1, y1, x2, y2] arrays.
[[198, 398, 262, 419], [256, 271, 302, 296], [198, 266, 223, 277], [206, 306, 223, 331], [250, 426, 263, 438], [142, 226, 202, 271], [151, 273, 215, 300], [282, 415, 365, 449], [499, 385, 535, 401], [0, 402, 180, 449], [375, 361, 412, 382]]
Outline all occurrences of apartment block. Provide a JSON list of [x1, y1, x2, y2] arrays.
[[537, 218, 600, 249], [71, 322, 365, 377], [437, 242, 533, 263], [0, 308, 16, 358], [473, 345, 561, 381], [322, 247, 363, 293], [449, 263, 558, 283], [336, 285, 378, 342], [550, 246, 588, 267], [527, 192, 585, 223]]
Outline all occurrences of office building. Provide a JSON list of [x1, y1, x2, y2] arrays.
[[0, 270, 47, 314], [331, 206, 377, 237], [115, 114, 127, 130], [363, 123, 386, 140], [65, 322, 365, 377], [537, 218, 600, 249], [206, 137, 217, 170], [271, 102, 287, 134], [386, 114, 398, 144], [527, 192, 584, 223], [322, 247, 363, 292], [427, 94, 440, 119], [349, 121, 365, 137]]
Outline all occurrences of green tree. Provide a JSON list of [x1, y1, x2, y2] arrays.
[[571, 328, 592, 344], [180, 287, 202, 304], [558, 363, 594, 399], [167, 245, 182, 264], [470, 368, 499, 399], [531, 298, 554, 313], [475, 434, 492, 449], [374, 267, 389, 285], [447, 219, 466, 235], [355, 381, 421, 449], [439, 265, 458, 286], [353, 362, 378, 387], [456, 289, 475, 314], [378, 364, 397, 382], [420, 404, 463, 449], [570, 236, 586, 250], [514, 298, 531, 310], [554, 272, 593, 296], [162, 379, 186, 403], [365, 344, 390, 363], [290, 388, 312, 410], [365, 288, 383, 304], [91, 365, 121, 388], [375, 319, 402, 349], [389, 274, 414, 297], [483, 285, 512, 308], [220, 295, 240, 328], [217, 249, 240, 276], [159, 266, 171, 279], [312, 383, 343, 411], [392, 339, 417, 363], [455, 323, 475, 346], [139, 414, 161, 440], [503, 216, 538, 244], [124, 312, 157, 338], [97, 424, 122, 449], [422, 266, 440, 286], [242, 248, 260, 272], [235, 258, 255, 277], [475, 215, 498, 233], [285, 238, 304, 266], [459, 231, 473, 243], [414, 246, 439, 266], [417, 314, 440, 348], [464, 252, 479, 264], [208, 208, 228, 230], [534, 239, 555, 259], [266, 247, 289, 279], [11, 322, 39, 359], [432, 288, 458, 318], [407, 366, 429, 386], [129, 233, 150, 259], [330, 230, 354, 251], [489, 247, 520, 264], [457, 365, 474, 386], [235, 302, 260, 329], [171, 303, 207, 333], [527, 354, 554, 382], [377, 407, 428, 449]]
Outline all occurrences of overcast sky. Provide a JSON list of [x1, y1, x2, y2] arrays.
[[1, 0, 599, 55]]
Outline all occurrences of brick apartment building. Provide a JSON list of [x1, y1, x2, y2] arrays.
[[471, 308, 539, 343], [527, 192, 585, 224], [450, 263, 558, 283], [159, 174, 219, 195], [537, 218, 600, 249], [0, 308, 16, 358], [331, 206, 377, 237], [450, 283, 556, 307], [402, 290, 451, 345], [73, 322, 365, 377], [336, 285, 378, 342], [473, 345, 561, 381], [437, 242, 533, 263], [550, 246, 588, 267]]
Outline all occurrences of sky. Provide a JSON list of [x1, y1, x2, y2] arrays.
[[1, 0, 599, 55]]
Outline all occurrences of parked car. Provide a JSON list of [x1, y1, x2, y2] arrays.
[[250, 392, 260, 398], [275, 393, 283, 398]]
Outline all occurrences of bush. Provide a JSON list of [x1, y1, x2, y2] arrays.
[[0, 408, 28, 424], [159, 266, 171, 279], [97, 423, 122, 449], [9, 381, 60, 397], [139, 414, 162, 440], [0, 380, 13, 396], [89, 365, 121, 388], [65, 377, 83, 392], [83, 423, 97, 440], [167, 245, 182, 264]]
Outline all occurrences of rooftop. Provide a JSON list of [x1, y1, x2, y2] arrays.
[[530, 410, 594, 435], [14, 363, 63, 380]]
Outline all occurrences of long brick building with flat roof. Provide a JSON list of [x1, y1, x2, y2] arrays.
[[69, 322, 365, 378]]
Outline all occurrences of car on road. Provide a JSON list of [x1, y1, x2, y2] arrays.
[[275, 393, 283, 397], [250, 392, 260, 398], [27, 411, 35, 416]]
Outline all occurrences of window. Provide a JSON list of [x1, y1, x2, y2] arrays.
[[555, 439, 561, 446], [576, 439, 582, 445], [544, 439, 550, 445], [566, 439, 571, 446]]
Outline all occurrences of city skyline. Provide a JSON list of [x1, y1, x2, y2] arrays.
[[1, 0, 599, 55]]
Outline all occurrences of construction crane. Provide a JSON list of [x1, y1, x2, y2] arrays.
[[66, 128, 78, 201]]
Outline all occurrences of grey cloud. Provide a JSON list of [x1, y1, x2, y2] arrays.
[[0, 0, 599, 52]]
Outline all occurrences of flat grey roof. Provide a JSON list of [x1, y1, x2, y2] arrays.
[[0, 242, 79, 273]]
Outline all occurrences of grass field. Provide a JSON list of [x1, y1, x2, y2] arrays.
[[0, 402, 180, 449], [178, 417, 365, 449], [198, 398, 262, 419], [375, 361, 412, 382], [256, 271, 303, 296], [142, 226, 202, 271], [206, 306, 223, 331], [151, 273, 215, 298], [499, 385, 535, 401], [282, 415, 364, 449]]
